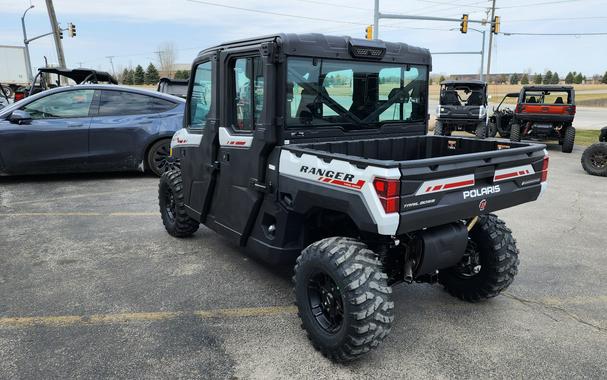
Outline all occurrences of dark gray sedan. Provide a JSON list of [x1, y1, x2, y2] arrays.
[[0, 85, 185, 176]]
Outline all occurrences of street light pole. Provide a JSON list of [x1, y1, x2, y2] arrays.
[[21, 5, 35, 81], [45, 0, 66, 68], [373, 0, 379, 39], [479, 29, 486, 81], [486, 0, 497, 81]]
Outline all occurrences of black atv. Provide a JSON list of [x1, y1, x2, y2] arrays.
[[581, 127, 607, 177], [434, 80, 489, 138], [487, 92, 519, 138]]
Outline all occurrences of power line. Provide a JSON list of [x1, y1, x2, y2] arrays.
[[288, 0, 370, 11], [499, 0, 581, 9], [413, 0, 489, 9], [507, 15, 607, 23], [502, 31, 607, 35], [186, 0, 367, 25]]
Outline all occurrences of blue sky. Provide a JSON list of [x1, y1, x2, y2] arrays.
[[1, 0, 606, 77]]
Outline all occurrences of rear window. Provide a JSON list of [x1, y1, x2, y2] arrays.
[[98, 90, 177, 116], [522, 90, 571, 105]]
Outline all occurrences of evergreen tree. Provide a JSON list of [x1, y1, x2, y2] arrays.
[[521, 74, 529, 84], [510, 73, 519, 85], [121, 68, 130, 85], [543, 71, 552, 84], [551, 72, 560, 84], [124, 69, 134, 85], [565, 72, 574, 84], [602, 71, 607, 84], [134, 65, 145, 85], [145, 63, 160, 84], [534, 73, 542, 84], [574, 72, 584, 84]]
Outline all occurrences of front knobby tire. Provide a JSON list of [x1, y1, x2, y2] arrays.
[[439, 214, 519, 302], [510, 124, 522, 142], [158, 170, 199, 237], [294, 237, 394, 362], [581, 143, 607, 177], [434, 121, 445, 136], [475, 122, 487, 139], [561, 126, 576, 153], [487, 122, 498, 138]]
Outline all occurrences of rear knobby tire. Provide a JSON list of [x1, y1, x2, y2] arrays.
[[581, 143, 607, 177], [294, 237, 394, 362], [561, 126, 575, 153], [439, 214, 519, 302], [434, 121, 444, 136], [158, 170, 199, 237], [475, 122, 487, 139], [487, 122, 498, 138], [510, 124, 521, 142]]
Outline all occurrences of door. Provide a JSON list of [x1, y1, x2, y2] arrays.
[[87, 90, 175, 170], [0, 88, 93, 173], [207, 54, 267, 242]]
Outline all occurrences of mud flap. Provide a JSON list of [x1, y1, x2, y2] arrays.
[[415, 222, 468, 276]]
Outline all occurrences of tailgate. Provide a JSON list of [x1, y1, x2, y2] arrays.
[[396, 142, 547, 233]]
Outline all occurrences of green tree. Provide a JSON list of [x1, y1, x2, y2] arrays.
[[123, 69, 134, 85], [510, 73, 519, 85], [534, 73, 542, 84], [543, 70, 552, 84], [121, 68, 131, 85], [133, 64, 145, 85], [565, 72, 574, 84], [601, 71, 607, 84], [439, 75, 446, 83], [174, 70, 191, 80], [574, 72, 583, 84], [521, 73, 529, 84], [551, 72, 560, 84], [145, 63, 160, 84]]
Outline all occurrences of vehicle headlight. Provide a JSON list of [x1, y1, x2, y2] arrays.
[[436, 105, 441, 117], [479, 105, 487, 118]]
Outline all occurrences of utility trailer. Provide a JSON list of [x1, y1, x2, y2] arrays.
[[158, 34, 549, 362], [0, 45, 30, 99]]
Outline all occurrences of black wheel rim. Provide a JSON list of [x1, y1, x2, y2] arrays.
[[153, 142, 180, 174], [454, 239, 482, 279], [590, 151, 607, 169], [164, 187, 176, 223], [307, 272, 344, 334]]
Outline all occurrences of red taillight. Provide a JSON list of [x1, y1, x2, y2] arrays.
[[14, 92, 24, 101], [540, 156, 549, 182], [567, 105, 576, 115], [373, 178, 400, 213], [516, 104, 524, 113]]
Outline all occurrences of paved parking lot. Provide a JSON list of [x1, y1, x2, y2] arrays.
[[0, 143, 606, 379]]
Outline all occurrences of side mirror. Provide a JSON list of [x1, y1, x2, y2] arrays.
[[9, 110, 32, 125]]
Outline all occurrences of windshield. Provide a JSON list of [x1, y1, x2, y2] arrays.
[[286, 57, 427, 129]]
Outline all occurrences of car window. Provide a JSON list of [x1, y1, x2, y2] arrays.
[[190, 61, 213, 129], [21, 89, 94, 119], [98, 90, 176, 116], [231, 56, 264, 132]]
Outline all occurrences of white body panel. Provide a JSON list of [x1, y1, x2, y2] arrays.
[[0, 46, 29, 85], [279, 150, 401, 235], [219, 127, 253, 148], [170, 128, 203, 149]]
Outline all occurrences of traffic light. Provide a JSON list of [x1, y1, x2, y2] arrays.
[[491, 16, 500, 34], [460, 14, 469, 34], [59, 29, 63, 39], [68, 23, 76, 37], [365, 25, 373, 40]]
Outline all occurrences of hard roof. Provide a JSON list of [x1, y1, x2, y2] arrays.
[[37, 67, 118, 84], [441, 80, 486, 86], [522, 85, 573, 91], [196, 33, 432, 67]]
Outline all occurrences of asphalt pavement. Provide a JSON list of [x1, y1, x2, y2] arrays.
[[0, 142, 605, 379]]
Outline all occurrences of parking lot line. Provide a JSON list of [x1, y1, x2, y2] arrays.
[[0, 211, 158, 217], [0, 306, 298, 328]]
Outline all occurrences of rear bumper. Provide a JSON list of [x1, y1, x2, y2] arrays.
[[515, 113, 574, 124]]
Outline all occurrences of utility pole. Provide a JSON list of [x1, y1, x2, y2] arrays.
[[480, 29, 486, 81], [485, 0, 497, 82], [106, 56, 116, 76], [45, 0, 66, 68], [373, 0, 379, 39]]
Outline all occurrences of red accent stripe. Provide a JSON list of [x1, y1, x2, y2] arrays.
[[330, 179, 365, 189], [495, 172, 519, 181], [443, 179, 475, 190]]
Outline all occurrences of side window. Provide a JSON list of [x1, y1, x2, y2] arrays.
[[190, 61, 213, 129], [231, 56, 264, 131], [22, 89, 94, 119], [98, 91, 169, 116]]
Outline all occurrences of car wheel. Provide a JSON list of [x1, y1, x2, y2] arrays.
[[581, 143, 607, 177], [147, 139, 178, 177]]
